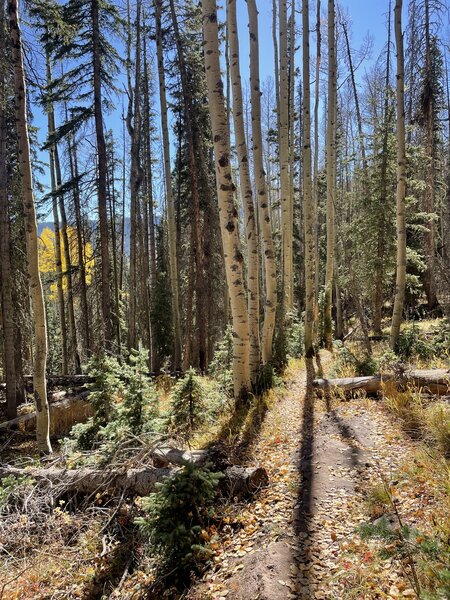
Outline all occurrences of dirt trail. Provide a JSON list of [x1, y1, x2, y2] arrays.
[[189, 354, 413, 600]]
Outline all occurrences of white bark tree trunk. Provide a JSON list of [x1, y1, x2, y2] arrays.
[[201, 0, 250, 398], [227, 0, 260, 384], [324, 0, 336, 350], [8, 0, 51, 453], [247, 0, 278, 365], [279, 0, 293, 313], [302, 0, 316, 395]]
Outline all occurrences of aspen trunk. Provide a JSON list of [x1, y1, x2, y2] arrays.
[[312, 0, 321, 345], [324, 0, 336, 350], [91, 0, 112, 348], [155, 0, 182, 372], [302, 0, 316, 396], [226, 0, 260, 384], [279, 0, 293, 313], [390, 0, 407, 349], [247, 0, 277, 365], [201, 0, 250, 398], [8, 0, 51, 453], [288, 2, 295, 310], [0, 5, 17, 420]]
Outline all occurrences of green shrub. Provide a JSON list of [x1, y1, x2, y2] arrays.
[[65, 350, 158, 458], [0, 475, 34, 513], [359, 518, 450, 598], [425, 404, 450, 458], [285, 312, 305, 359], [136, 463, 223, 579], [170, 368, 207, 434], [208, 325, 233, 395], [432, 319, 450, 358], [254, 362, 281, 393], [396, 323, 433, 360], [330, 341, 377, 377], [67, 353, 123, 451]]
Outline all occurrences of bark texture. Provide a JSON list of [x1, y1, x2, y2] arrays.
[[0, 3, 17, 420], [202, 0, 250, 398], [227, 0, 260, 383], [155, 0, 182, 371], [390, 0, 407, 350], [8, 0, 51, 453], [247, 0, 277, 365], [302, 0, 316, 396], [324, 0, 336, 349]]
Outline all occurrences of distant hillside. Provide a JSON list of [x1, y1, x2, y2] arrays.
[[38, 219, 132, 251]]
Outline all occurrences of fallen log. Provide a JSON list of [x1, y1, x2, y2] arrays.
[[0, 462, 268, 498], [150, 446, 269, 496], [0, 391, 92, 434], [314, 369, 450, 396]]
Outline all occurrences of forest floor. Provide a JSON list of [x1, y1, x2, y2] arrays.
[[0, 341, 449, 599], [187, 352, 449, 600]]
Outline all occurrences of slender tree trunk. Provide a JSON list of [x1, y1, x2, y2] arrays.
[[126, 0, 143, 352], [0, 6, 17, 419], [313, 0, 321, 344], [155, 0, 182, 371], [248, 0, 277, 365], [373, 3, 392, 335], [169, 0, 207, 371], [340, 12, 373, 353], [227, 0, 260, 384], [201, 0, 250, 399], [422, 0, 438, 309], [91, 0, 112, 348], [324, 0, 336, 350], [279, 0, 292, 313], [288, 2, 295, 310], [67, 132, 91, 357], [8, 0, 51, 453], [272, 0, 280, 143], [302, 0, 316, 396], [46, 63, 68, 376], [390, 0, 407, 349], [142, 31, 158, 371]]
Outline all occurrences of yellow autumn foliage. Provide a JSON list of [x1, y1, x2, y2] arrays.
[[39, 226, 94, 299]]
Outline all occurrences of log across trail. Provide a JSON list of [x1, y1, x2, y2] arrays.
[[313, 368, 450, 396]]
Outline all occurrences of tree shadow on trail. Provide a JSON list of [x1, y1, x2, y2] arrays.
[[294, 392, 365, 595], [324, 396, 362, 467], [207, 393, 270, 462]]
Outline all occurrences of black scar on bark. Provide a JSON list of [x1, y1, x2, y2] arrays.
[[219, 154, 229, 167], [34, 390, 42, 412], [225, 221, 235, 232]]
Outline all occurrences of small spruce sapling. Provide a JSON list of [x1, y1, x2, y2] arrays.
[[170, 368, 207, 434], [136, 463, 223, 578]]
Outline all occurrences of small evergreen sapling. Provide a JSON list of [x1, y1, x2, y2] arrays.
[[170, 368, 207, 434], [136, 463, 223, 578]]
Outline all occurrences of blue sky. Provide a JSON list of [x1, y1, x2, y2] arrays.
[[31, 0, 409, 222]]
